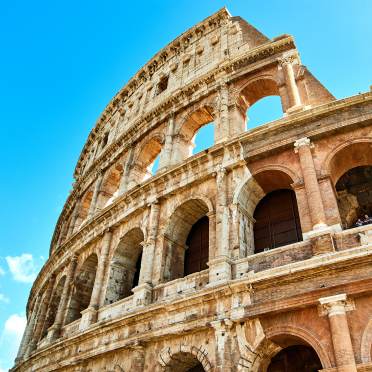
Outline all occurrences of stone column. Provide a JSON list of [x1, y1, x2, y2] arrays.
[[158, 114, 175, 169], [215, 82, 229, 143], [294, 137, 327, 230], [47, 255, 78, 341], [80, 229, 113, 329], [133, 201, 160, 307], [319, 294, 356, 372], [208, 166, 231, 285], [90, 229, 113, 309], [279, 56, 302, 111], [211, 319, 234, 372], [88, 171, 104, 219], [26, 274, 56, 354], [15, 295, 42, 363], [118, 147, 134, 195]]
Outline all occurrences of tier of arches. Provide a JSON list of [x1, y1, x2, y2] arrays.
[[60, 72, 304, 246], [32, 139, 372, 352]]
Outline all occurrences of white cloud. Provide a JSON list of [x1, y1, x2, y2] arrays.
[[6, 254, 40, 283], [0, 294, 9, 304], [0, 314, 26, 369], [0, 267, 4, 276]]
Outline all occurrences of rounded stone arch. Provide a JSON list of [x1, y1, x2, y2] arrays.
[[323, 138, 372, 185], [65, 252, 98, 324], [233, 165, 298, 217], [233, 74, 284, 131], [97, 162, 124, 209], [233, 166, 303, 256], [158, 344, 213, 372], [162, 196, 213, 281], [130, 132, 165, 184], [104, 227, 145, 304], [173, 101, 217, 161], [263, 324, 332, 370], [361, 318, 372, 363], [168, 193, 215, 220], [252, 164, 301, 186], [236, 74, 281, 106], [324, 138, 372, 227]]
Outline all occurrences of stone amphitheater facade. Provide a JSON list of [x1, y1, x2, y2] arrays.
[[12, 8, 372, 372]]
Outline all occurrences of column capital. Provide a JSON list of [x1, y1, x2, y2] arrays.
[[318, 293, 355, 317], [278, 54, 298, 67], [294, 137, 313, 152], [214, 165, 227, 181]]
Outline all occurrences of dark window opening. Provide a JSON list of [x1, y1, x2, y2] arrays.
[[268, 345, 322, 372], [184, 216, 209, 276], [253, 189, 302, 253], [157, 75, 168, 95], [132, 251, 142, 289]]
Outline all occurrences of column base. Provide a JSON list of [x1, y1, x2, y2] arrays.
[[207, 256, 232, 286], [79, 307, 97, 331], [132, 283, 152, 308]]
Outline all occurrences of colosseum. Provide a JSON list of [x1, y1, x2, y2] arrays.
[[12, 8, 372, 372]]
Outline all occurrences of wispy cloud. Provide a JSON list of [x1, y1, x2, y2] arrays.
[[0, 313, 26, 369], [0, 294, 9, 304], [0, 267, 5, 276], [6, 254, 42, 283]]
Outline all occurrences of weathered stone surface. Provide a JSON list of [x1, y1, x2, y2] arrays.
[[12, 8, 372, 372]]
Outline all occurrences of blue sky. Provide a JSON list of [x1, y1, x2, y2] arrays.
[[0, 0, 371, 369]]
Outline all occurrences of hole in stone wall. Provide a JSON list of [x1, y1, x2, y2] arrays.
[[157, 75, 169, 95]]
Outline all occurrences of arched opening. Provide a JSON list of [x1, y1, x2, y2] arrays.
[[97, 164, 123, 209], [164, 352, 205, 372], [131, 137, 162, 185], [41, 276, 66, 339], [236, 169, 302, 256], [65, 254, 98, 324], [267, 345, 322, 372], [76, 189, 93, 227], [175, 107, 215, 161], [246, 96, 283, 129], [105, 228, 144, 304], [336, 166, 372, 228], [238, 78, 283, 131], [163, 199, 210, 281], [328, 142, 372, 229], [254, 189, 302, 253], [192, 122, 214, 155]]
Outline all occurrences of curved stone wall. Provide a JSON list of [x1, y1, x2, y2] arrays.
[[13, 8, 372, 372]]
